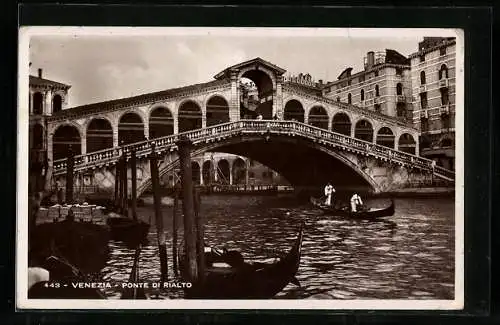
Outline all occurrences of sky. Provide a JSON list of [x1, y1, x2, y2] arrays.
[[26, 28, 454, 108]]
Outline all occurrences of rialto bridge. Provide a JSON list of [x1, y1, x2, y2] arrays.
[[40, 58, 454, 196]]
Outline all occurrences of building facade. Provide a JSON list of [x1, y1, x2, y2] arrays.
[[28, 69, 72, 193], [409, 37, 456, 170], [321, 49, 413, 120]]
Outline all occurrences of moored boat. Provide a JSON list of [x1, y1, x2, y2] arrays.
[[106, 213, 150, 246], [310, 197, 395, 219], [180, 223, 304, 299]]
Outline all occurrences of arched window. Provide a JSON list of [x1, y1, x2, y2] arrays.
[[420, 71, 426, 85], [52, 94, 62, 113], [360, 89, 365, 101], [347, 93, 352, 104], [396, 83, 403, 95], [375, 85, 380, 97], [33, 92, 43, 115], [439, 64, 449, 80]]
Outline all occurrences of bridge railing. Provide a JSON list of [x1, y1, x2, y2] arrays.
[[52, 120, 455, 181]]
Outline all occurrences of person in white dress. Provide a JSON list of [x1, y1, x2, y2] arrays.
[[350, 193, 363, 212], [324, 183, 335, 206]]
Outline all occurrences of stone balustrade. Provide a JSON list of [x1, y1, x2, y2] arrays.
[[52, 120, 455, 181]]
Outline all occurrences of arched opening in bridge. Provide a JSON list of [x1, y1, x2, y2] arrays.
[[52, 94, 62, 113], [53, 125, 81, 160], [332, 112, 351, 136], [308, 106, 328, 130], [149, 107, 174, 139], [202, 160, 214, 185], [217, 159, 230, 184], [376, 127, 395, 148], [178, 100, 202, 132], [119, 112, 144, 145], [354, 120, 374, 142], [87, 118, 113, 153], [30, 124, 44, 149], [206, 96, 229, 127], [213, 138, 376, 194], [284, 100, 304, 122], [398, 133, 416, 155], [232, 158, 247, 185], [33, 92, 43, 114], [239, 70, 274, 119], [191, 162, 201, 185]]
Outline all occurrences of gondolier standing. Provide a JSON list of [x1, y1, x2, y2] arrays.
[[324, 183, 335, 206], [350, 193, 363, 212]]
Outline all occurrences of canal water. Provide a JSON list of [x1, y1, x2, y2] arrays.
[[100, 195, 455, 300]]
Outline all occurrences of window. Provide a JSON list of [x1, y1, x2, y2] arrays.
[[336, 97, 340, 102], [52, 94, 62, 113], [440, 87, 449, 105], [420, 71, 426, 85], [374, 104, 381, 113], [360, 89, 365, 101], [440, 47, 446, 56], [348, 93, 352, 104], [420, 92, 428, 110], [397, 103, 406, 117], [419, 54, 425, 62], [395, 67, 403, 76], [421, 116, 429, 132], [439, 64, 449, 79], [374, 70, 379, 77], [396, 83, 403, 95], [441, 113, 451, 129], [441, 138, 452, 147], [375, 85, 380, 97], [33, 92, 43, 115], [359, 75, 365, 83]]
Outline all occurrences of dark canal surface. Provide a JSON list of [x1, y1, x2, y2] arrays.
[[100, 195, 455, 300]]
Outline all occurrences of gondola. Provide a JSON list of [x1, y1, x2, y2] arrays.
[[180, 223, 304, 299], [310, 197, 395, 219], [106, 213, 150, 246]]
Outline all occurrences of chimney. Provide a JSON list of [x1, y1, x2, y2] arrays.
[[366, 51, 375, 70], [318, 79, 323, 85], [38, 68, 43, 78]]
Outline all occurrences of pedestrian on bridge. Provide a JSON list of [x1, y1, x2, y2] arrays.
[[324, 183, 335, 206]]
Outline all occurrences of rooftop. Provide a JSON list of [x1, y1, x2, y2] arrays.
[[409, 38, 456, 58], [29, 75, 71, 89], [50, 79, 229, 119]]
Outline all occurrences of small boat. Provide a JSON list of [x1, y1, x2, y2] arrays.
[[180, 223, 304, 299], [106, 214, 150, 246], [310, 197, 395, 219], [28, 255, 107, 299]]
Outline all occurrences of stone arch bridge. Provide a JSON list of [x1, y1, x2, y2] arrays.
[[43, 58, 454, 196]]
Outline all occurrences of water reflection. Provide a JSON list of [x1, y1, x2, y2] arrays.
[[100, 195, 454, 300]]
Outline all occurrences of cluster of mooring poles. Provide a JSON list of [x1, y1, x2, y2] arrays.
[[111, 137, 205, 285]]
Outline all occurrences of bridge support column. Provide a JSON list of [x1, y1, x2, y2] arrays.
[[81, 134, 87, 157], [350, 125, 355, 138], [144, 123, 149, 140], [173, 113, 179, 134], [229, 69, 240, 122], [273, 76, 284, 119], [229, 165, 233, 185], [199, 166, 204, 186], [213, 160, 218, 182], [113, 129, 119, 148], [47, 132, 53, 168]]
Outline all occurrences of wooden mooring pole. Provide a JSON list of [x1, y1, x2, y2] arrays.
[[65, 146, 74, 204], [172, 191, 179, 277], [149, 143, 168, 282], [176, 137, 198, 282], [114, 154, 120, 209], [193, 187, 205, 282], [122, 153, 129, 217], [130, 148, 138, 221]]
